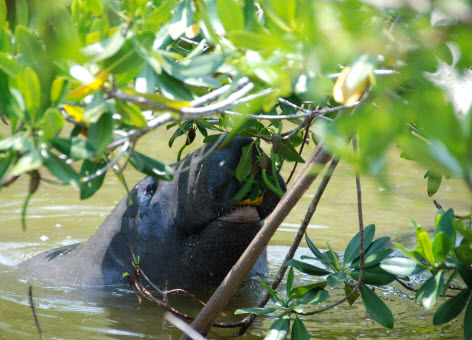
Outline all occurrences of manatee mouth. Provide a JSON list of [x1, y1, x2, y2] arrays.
[[217, 206, 260, 224]]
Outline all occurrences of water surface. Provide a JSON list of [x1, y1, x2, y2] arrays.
[[0, 126, 470, 339]]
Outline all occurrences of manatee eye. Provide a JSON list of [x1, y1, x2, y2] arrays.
[[144, 181, 156, 196]]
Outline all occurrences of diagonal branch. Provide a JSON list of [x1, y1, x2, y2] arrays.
[[180, 143, 334, 339], [236, 157, 340, 336]]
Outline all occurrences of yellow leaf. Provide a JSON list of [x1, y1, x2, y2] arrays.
[[67, 74, 107, 99], [185, 23, 200, 39], [236, 194, 264, 206], [333, 67, 369, 106], [124, 89, 191, 110], [63, 104, 84, 122]]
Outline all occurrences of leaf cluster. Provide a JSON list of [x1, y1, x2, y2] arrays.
[[381, 208, 472, 339]]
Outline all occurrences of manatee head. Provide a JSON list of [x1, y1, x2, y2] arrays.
[[117, 136, 285, 286], [18, 137, 285, 287]]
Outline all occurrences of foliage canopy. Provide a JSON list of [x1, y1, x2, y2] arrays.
[[0, 0, 471, 339]]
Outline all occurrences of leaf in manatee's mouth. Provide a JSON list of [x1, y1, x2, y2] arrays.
[[217, 206, 260, 224]]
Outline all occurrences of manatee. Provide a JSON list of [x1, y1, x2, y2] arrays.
[[18, 137, 285, 286]]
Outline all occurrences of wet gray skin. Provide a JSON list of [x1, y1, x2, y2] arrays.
[[18, 137, 285, 287]]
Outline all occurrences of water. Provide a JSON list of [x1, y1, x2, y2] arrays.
[[0, 126, 470, 339]]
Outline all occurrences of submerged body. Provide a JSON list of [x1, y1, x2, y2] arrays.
[[19, 137, 285, 286]]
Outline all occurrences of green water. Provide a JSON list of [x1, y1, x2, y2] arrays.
[[0, 126, 470, 339]]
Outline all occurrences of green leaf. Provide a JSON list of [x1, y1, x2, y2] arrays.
[[218, 0, 244, 32], [433, 288, 471, 325], [11, 147, 42, 176], [454, 239, 472, 265], [465, 296, 472, 340], [161, 54, 225, 86], [344, 284, 361, 306], [427, 172, 442, 196], [364, 237, 391, 256], [260, 280, 286, 307], [350, 265, 395, 286], [285, 259, 331, 276], [416, 270, 444, 310], [278, 141, 305, 163], [234, 307, 278, 316], [82, 92, 109, 124], [50, 76, 68, 107], [43, 151, 80, 188], [115, 101, 147, 128], [457, 263, 472, 290], [132, 34, 162, 75], [416, 226, 435, 265], [0, 53, 20, 79], [286, 267, 294, 299], [398, 136, 463, 178], [228, 31, 280, 51], [297, 287, 330, 305], [82, 28, 126, 62], [80, 159, 107, 200], [289, 282, 328, 300], [167, 0, 194, 40], [155, 71, 194, 101], [343, 224, 376, 264], [262, 168, 284, 198], [291, 316, 309, 340], [0, 150, 13, 183], [351, 249, 394, 269], [236, 142, 254, 182], [51, 137, 95, 160], [87, 111, 113, 156], [319, 249, 339, 272], [327, 271, 347, 287], [264, 316, 290, 340], [435, 209, 456, 244], [129, 151, 173, 181], [15, 26, 48, 73], [305, 232, 324, 259], [15, 0, 28, 26], [380, 257, 427, 276], [454, 219, 472, 242], [168, 121, 192, 147], [432, 231, 452, 263], [243, 0, 255, 29], [102, 36, 145, 74], [17, 67, 41, 125], [38, 108, 64, 142], [0, 0, 6, 30], [359, 285, 394, 329]]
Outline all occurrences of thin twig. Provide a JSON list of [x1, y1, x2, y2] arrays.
[[129, 248, 245, 328], [353, 136, 366, 285], [394, 277, 459, 297], [433, 200, 466, 219], [81, 140, 131, 182], [327, 69, 398, 79], [300, 138, 366, 318], [28, 286, 45, 340], [285, 118, 312, 185]]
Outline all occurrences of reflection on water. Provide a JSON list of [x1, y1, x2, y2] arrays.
[[0, 127, 470, 338]]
